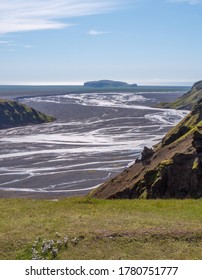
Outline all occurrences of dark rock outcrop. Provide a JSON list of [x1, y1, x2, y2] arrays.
[[0, 99, 55, 129], [192, 130, 202, 153], [141, 146, 154, 161]]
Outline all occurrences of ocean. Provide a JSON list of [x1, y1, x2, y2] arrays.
[[0, 86, 190, 198]]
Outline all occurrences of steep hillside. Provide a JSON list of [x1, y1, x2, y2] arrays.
[[90, 100, 202, 199], [156, 80, 202, 110], [0, 99, 55, 129]]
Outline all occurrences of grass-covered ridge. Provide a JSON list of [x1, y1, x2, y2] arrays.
[[0, 99, 55, 129], [0, 197, 202, 260], [160, 101, 202, 147], [156, 80, 202, 110]]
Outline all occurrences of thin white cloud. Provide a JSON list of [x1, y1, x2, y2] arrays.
[[24, 45, 33, 48], [88, 29, 108, 36], [169, 0, 202, 4], [0, 40, 14, 47], [0, 40, 33, 49], [0, 0, 123, 34]]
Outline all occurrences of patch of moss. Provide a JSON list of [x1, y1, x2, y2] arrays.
[[22, 104, 33, 113], [144, 170, 159, 186], [173, 120, 202, 144], [159, 159, 173, 167], [139, 189, 147, 199], [162, 103, 202, 147], [151, 177, 162, 188], [144, 161, 173, 189], [135, 181, 147, 198], [192, 159, 199, 170]]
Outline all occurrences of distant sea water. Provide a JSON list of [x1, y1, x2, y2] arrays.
[[0, 86, 190, 198]]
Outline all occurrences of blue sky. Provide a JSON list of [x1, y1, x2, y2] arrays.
[[0, 0, 202, 86]]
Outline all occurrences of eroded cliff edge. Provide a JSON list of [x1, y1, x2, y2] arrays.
[[90, 95, 202, 199]]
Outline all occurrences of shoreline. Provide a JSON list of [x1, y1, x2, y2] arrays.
[[0, 85, 190, 101]]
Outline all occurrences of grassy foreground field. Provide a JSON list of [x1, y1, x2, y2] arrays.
[[0, 197, 201, 260]]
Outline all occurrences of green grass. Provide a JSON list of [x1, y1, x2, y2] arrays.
[[155, 87, 202, 110], [0, 197, 202, 260]]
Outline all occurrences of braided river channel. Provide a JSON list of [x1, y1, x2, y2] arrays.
[[0, 87, 189, 198]]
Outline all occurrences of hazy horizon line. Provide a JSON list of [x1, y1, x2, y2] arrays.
[[0, 80, 195, 87]]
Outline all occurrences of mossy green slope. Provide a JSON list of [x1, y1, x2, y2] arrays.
[[0, 99, 55, 129], [161, 100, 202, 147], [156, 80, 202, 110]]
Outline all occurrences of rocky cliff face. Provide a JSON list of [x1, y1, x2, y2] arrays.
[[90, 100, 202, 199], [0, 99, 55, 129], [156, 80, 202, 110]]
